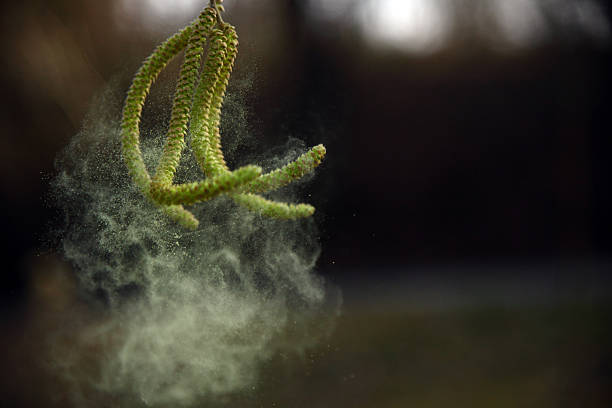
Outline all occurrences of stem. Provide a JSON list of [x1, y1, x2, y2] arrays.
[[209, 0, 225, 24]]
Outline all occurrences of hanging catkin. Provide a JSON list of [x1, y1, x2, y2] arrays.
[[121, 3, 326, 229]]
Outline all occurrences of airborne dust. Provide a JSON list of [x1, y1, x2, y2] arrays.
[[49, 66, 338, 406]]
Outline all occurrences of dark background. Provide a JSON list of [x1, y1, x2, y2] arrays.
[[1, 0, 611, 406]]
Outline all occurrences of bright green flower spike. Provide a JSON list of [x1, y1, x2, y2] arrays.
[[152, 11, 216, 187], [203, 24, 238, 177], [150, 165, 261, 206], [191, 27, 231, 177], [161, 205, 199, 230], [121, 10, 212, 228], [232, 194, 315, 219], [242, 144, 327, 194], [121, 4, 326, 229]]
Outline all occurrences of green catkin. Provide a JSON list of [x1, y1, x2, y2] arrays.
[[121, 5, 326, 229], [226, 144, 326, 219], [151, 10, 217, 187], [162, 204, 200, 229], [203, 23, 238, 176], [121, 9, 217, 229], [121, 21, 195, 192], [148, 18, 261, 210], [190, 29, 229, 176], [242, 144, 326, 194], [149, 165, 261, 206], [232, 193, 315, 219], [200, 23, 324, 218]]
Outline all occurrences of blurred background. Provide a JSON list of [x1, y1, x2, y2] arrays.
[[1, 0, 611, 406]]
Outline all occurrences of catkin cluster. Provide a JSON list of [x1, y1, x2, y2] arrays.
[[120, 4, 326, 229]]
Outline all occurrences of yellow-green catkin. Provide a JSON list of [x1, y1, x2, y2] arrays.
[[243, 144, 326, 194], [227, 144, 326, 219], [121, 21, 195, 192], [151, 9, 217, 187], [204, 23, 239, 176], [121, 5, 327, 229], [150, 165, 261, 206], [232, 194, 315, 219], [121, 10, 216, 229], [190, 28, 230, 176], [201, 24, 326, 219]]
